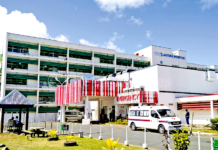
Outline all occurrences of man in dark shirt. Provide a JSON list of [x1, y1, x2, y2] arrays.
[[185, 109, 190, 126]]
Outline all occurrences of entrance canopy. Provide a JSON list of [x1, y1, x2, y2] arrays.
[[0, 89, 34, 133], [55, 79, 159, 105]]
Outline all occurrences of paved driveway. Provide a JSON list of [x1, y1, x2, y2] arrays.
[[34, 122, 212, 150]]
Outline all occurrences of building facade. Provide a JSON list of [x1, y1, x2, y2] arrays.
[[0, 33, 149, 121]]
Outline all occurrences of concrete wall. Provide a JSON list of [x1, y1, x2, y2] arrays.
[[27, 96, 37, 104], [27, 80, 37, 88], [157, 65, 218, 94], [28, 64, 38, 72], [29, 49, 38, 56]]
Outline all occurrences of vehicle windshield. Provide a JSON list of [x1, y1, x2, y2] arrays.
[[157, 109, 176, 117]]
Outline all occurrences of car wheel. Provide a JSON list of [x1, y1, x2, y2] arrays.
[[158, 125, 165, 134], [130, 123, 137, 131]]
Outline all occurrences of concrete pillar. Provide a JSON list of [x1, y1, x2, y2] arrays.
[[84, 96, 90, 119], [61, 104, 66, 122], [36, 106, 39, 122], [114, 97, 119, 119], [1, 34, 9, 99], [211, 100, 214, 119], [114, 53, 117, 73], [92, 51, 94, 75], [67, 47, 69, 76], [131, 59, 134, 69]]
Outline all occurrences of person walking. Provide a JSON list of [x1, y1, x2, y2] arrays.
[[185, 109, 190, 126]]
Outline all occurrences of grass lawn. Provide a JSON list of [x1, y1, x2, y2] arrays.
[[183, 128, 218, 134], [0, 133, 145, 150]]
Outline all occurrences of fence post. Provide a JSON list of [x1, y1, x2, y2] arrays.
[[31, 120, 32, 128], [124, 126, 129, 146], [57, 122, 58, 132], [142, 127, 147, 149], [211, 137, 214, 150], [111, 125, 114, 140], [99, 124, 102, 140], [51, 122, 52, 130], [38, 118, 39, 127], [167, 128, 172, 150], [89, 125, 92, 138], [198, 131, 201, 150], [45, 121, 46, 128], [71, 123, 73, 133]]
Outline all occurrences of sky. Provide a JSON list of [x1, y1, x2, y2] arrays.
[[0, 0, 217, 66]]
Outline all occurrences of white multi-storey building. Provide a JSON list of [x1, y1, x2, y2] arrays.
[[1, 32, 218, 125], [0, 33, 149, 120]]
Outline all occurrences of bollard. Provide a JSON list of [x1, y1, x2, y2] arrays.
[[79, 124, 83, 138], [89, 125, 92, 138], [31, 120, 32, 127], [99, 124, 102, 140], [45, 121, 46, 128], [38, 119, 39, 127], [51, 122, 52, 129], [211, 137, 214, 150], [167, 128, 172, 150], [198, 131, 201, 150], [57, 122, 58, 132], [124, 126, 129, 146], [142, 127, 147, 149], [71, 123, 73, 133], [111, 125, 114, 140]]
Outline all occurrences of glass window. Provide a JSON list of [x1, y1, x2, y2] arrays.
[[12, 47, 18, 52], [157, 109, 176, 117], [151, 110, 159, 118], [140, 111, 144, 117], [8, 47, 12, 52], [144, 110, 149, 117], [130, 110, 135, 116]]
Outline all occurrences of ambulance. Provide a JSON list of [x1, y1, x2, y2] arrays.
[[128, 106, 183, 133]]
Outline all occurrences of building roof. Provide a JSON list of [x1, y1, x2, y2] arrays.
[[0, 89, 34, 106], [176, 94, 218, 103]]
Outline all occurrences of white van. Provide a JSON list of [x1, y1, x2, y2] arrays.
[[57, 109, 84, 122], [128, 106, 183, 133]]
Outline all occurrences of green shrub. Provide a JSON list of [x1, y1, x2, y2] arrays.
[[171, 129, 190, 150], [210, 118, 218, 124]]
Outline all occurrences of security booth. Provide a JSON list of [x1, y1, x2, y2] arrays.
[[0, 89, 34, 133]]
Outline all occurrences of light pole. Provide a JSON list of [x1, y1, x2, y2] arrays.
[[55, 77, 68, 133]]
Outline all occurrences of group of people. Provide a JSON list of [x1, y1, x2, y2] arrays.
[[10, 116, 22, 130]]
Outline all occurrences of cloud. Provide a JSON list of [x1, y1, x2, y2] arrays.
[[146, 30, 152, 39], [79, 39, 99, 47], [129, 16, 143, 26], [79, 32, 125, 53], [200, 0, 218, 10], [0, 5, 69, 49], [99, 17, 110, 22], [137, 44, 142, 48], [94, 0, 154, 17], [163, 0, 172, 7]]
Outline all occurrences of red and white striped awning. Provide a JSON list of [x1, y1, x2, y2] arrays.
[[55, 80, 130, 105]]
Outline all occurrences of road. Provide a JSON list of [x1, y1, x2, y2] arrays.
[[33, 122, 211, 150]]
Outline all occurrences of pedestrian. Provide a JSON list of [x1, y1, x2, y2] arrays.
[[185, 109, 190, 126]]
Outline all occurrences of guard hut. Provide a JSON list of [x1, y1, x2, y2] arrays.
[[0, 89, 34, 133]]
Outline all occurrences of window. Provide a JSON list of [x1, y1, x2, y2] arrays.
[[151, 110, 159, 118], [140, 111, 144, 116], [6, 78, 27, 85], [7, 62, 28, 70], [39, 96, 55, 104], [130, 110, 135, 116], [8, 46, 29, 54], [143, 110, 149, 117]]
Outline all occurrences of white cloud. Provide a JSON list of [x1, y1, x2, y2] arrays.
[[146, 30, 152, 39], [200, 0, 218, 10], [137, 44, 142, 48], [129, 16, 143, 26], [79, 39, 99, 47], [79, 32, 125, 53], [163, 0, 172, 7], [99, 17, 110, 22], [94, 0, 154, 17], [0, 5, 69, 48]]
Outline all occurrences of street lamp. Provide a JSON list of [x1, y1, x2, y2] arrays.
[[55, 77, 68, 132]]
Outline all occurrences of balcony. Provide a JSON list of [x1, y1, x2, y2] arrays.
[[6, 84, 37, 89]]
